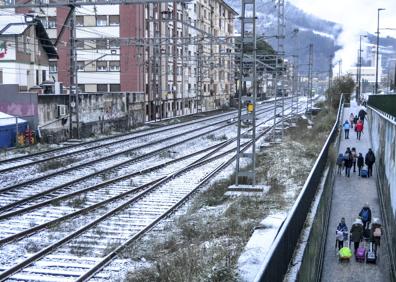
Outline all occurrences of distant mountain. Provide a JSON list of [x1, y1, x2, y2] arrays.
[[226, 0, 342, 76]]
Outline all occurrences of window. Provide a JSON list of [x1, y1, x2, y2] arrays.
[[109, 15, 119, 25], [96, 61, 107, 71], [49, 62, 57, 73], [77, 61, 85, 71], [48, 17, 56, 28], [110, 84, 120, 92], [109, 61, 120, 71], [109, 38, 119, 48], [76, 16, 84, 26], [42, 70, 46, 82], [97, 84, 108, 92], [96, 15, 107, 26], [96, 39, 107, 49], [76, 39, 84, 49], [38, 17, 47, 28], [17, 36, 24, 52], [78, 84, 85, 92]]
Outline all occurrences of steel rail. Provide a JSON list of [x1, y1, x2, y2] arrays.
[[0, 103, 301, 281], [0, 104, 279, 213], [0, 107, 243, 172]]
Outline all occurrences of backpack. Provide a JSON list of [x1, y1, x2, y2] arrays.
[[344, 153, 350, 161], [361, 209, 369, 222], [373, 227, 382, 237]]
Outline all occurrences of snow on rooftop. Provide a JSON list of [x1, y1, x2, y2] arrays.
[[0, 112, 27, 126], [1, 23, 28, 35], [0, 15, 26, 32]]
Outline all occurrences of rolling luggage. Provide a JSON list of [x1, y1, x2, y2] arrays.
[[361, 169, 368, 178], [366, 242, 377, 264], [339, 246, 352, 261], [356, 246, 366, 262]]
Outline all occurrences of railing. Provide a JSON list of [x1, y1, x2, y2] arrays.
[[367, 94, 396, 118], [254, 95, 344, 282]]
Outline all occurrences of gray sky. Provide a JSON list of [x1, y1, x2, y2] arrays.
[[288, 0, 396, 70]]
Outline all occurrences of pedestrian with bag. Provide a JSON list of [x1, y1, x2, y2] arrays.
[[370, 218, 383, 254], [357, 153, 364, 176], [350, 218, 363, 253], [355, 119, 363, 140], [343, 120, 350, 139], [351, 147, 357, 173], [349, 113, 355, 129], [336, 153, 344, 174], [359, 203, 372, 231], [344, 148, 352, 177], [358, 108, 367, 124], [365, 148, 376, 177], [336, 217, 349, 250]]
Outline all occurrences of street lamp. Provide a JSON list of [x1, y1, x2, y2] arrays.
[[358, 34, 367, 103], [375, 8, 385, 94]]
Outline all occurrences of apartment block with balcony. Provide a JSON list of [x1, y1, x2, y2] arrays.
[[34, 4, 144, 94]]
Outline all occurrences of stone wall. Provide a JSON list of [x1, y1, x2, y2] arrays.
[[367, 106, 396, 281]]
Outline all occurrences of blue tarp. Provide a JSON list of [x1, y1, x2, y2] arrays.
[[0, 114, 28, 148]]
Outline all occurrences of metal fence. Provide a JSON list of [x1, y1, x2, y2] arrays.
[[367, 95, 396, 117], [254, 95, 344, 282]]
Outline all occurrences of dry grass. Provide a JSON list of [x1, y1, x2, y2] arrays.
[[123, 108, 335, 281]]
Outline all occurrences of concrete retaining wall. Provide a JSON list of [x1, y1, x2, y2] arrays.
[[38, 92, 145, 143], [367, 106, 396, 280]]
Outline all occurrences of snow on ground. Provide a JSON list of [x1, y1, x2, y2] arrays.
[[237, 213, 287, 282]]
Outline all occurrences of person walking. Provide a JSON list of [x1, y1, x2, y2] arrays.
[[350, 218, 363, 253], [365, 148, 376, 177], [357, 153, 364, 176], [336, 217, 349, 250], [336, 153, 344, 174], [359, 203, 372, 231], [344, 148, 352, 177], [355, 119, 363, 140], [358, 108, 367, 124], [343, 120, 350, 139], [349, 113, 355, 129], [370, 217, 383, 254], [353, 114, 359, 125], [351, 147, 357, 173]]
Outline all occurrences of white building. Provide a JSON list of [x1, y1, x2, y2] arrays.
[[0, 14, 57, 91]]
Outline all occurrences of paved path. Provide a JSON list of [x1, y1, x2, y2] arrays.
[[321, 102, 391, 282]]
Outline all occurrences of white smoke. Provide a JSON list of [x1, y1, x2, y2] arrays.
[[287, 0, 396, 73]]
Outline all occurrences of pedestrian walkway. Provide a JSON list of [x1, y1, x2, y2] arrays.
[[321, 101, 391, 282]]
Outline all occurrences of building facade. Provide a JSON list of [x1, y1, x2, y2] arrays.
[[0, 14, 57, 91], [27, 1, 235, 121]]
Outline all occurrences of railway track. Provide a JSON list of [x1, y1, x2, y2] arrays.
[[0, 100, 305, 281], [0, 102, 281, 190], [0, 99, 285, 174], [0, 117, 276, 281], [0, 102, 285, 216]]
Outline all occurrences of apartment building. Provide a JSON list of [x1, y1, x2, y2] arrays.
[[33, 4, 144, 94], [28, 1, 235, 121], [0, 14, 57, 90], [144, 1, 236, 121]]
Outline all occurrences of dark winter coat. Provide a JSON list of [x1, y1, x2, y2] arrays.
[[350, 222, 363, 243], [365, 151, 376, 166], [336, 154, 344, 166], [344, 152, 353, 168], [357, 155, 364, 167], [359, 207, 372, 223], [358, 109, 367, 121]]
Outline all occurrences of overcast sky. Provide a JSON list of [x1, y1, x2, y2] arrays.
[[288, 0, 396, 71]]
